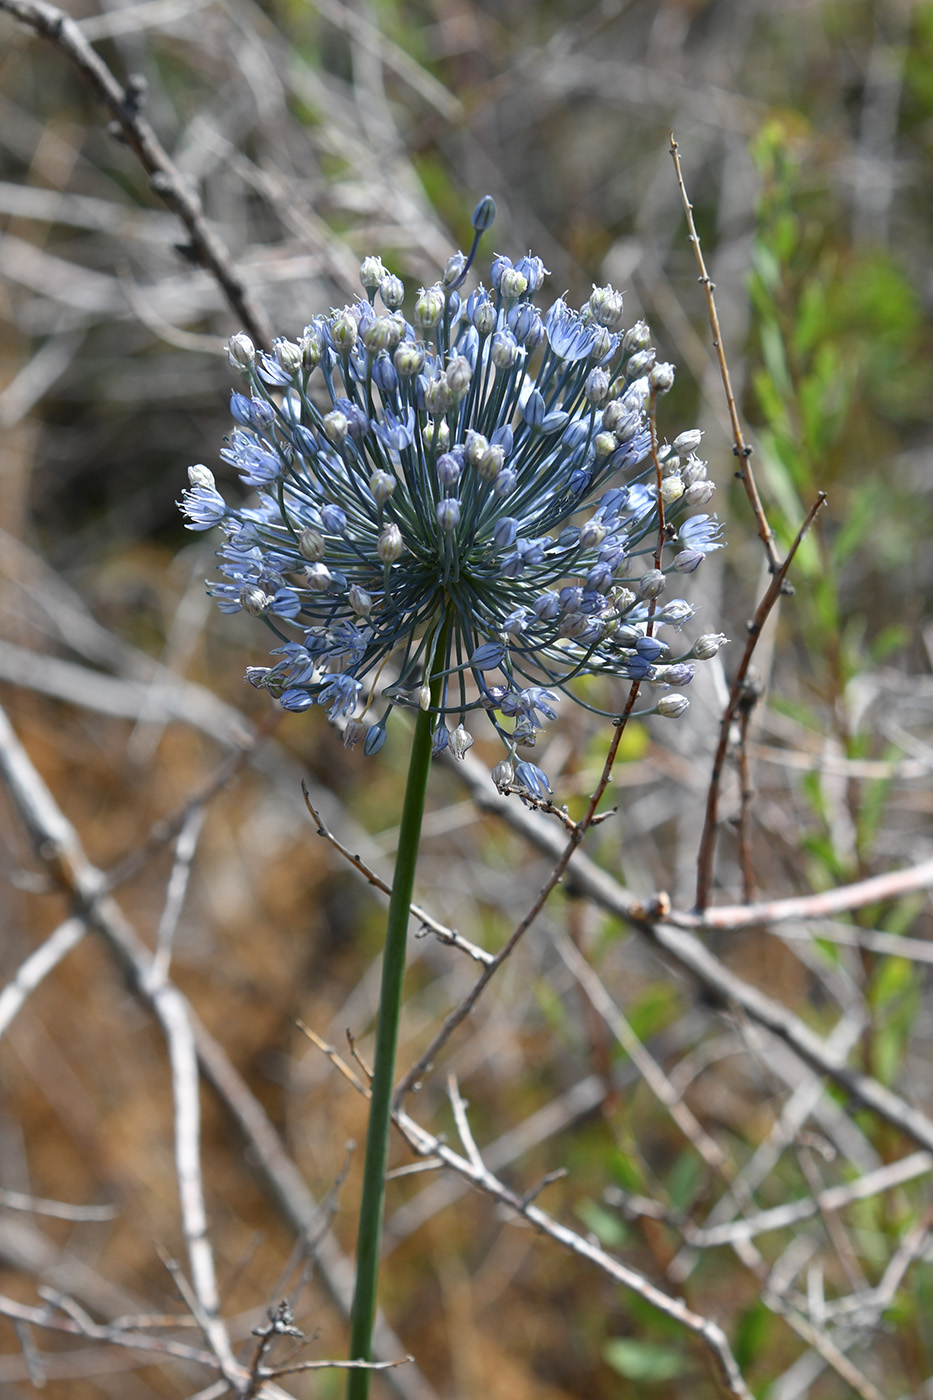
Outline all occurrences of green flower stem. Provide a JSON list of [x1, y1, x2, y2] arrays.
[[347, 627, 448, 1400]]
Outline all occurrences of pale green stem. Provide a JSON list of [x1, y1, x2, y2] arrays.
[[346, 623, 447, 1400]]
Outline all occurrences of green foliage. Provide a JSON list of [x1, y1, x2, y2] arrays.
[[734, 1299, 775, 1373], [868, 955, 921, 1086], [575, 1197, 630, 1249], [748, 117, 928, 712], [603, 1337, 688, 1382]]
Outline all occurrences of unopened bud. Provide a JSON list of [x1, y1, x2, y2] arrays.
[[330, 310, 358, 353], [377, 523, 404, 564], [685, 480, 716, 506], [638, 569, 667, 599], [348, 585, 373, 616], [273, 338, 303, 375], [424, 375, 453, 417], [299, 528, 326, 562], [379, 274, 405, 309], [369, 470, 396, 505], [227, 333, 255, 370], [693, 632, 729, 660], [499, 268, 528, 301], [323, 410, 348, 445], [492, 760, 514, 791], [660, 476, 685, 505], [415, 284, 445, 330], [589, 284, 625, 331], [446, 355, 472, 400], [187, 463, 215, 489], [622, 320, 650, 352], [673, 429, 703, 455], [359, 255, 387, 291], [304, 563, 333, 593], [649, 361, 675, 393]]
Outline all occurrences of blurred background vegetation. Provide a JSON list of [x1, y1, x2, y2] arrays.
[[1, 1, 932, 1398]]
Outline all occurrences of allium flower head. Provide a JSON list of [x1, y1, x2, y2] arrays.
[[179, 198, 726, 792]]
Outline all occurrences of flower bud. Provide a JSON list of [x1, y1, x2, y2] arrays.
[[273, 338, 303, 376], [452, 724, 474, 759], [423, 420, 450, 452], [377, 523, 404, 563], [477, 445, 505, 482], [622, 320, 650, 352], [656, 599, 694, 627], [323, 410, 348, 446], [343, 719, 366, 749], [649, 361, 675, 393], [436, 498, 461, 532], [657, 694, 690, 718], [240, 586, 271, 616], [601, 399, 628, 433], [660, 476, 685, 505], [589, 327, 612, 362], [464, 431, 489, 467], [330, 309, 358, 353], [579, 518, 606, 549], [298, 527, 326, 562], [394, 342, 425, 378], [626, 350, 655, 380], [661, 663, 695, 686], [432, 723, 450, 755], [364, 724, 388, 756], [672, 549, 703, 574], [471, 195, 497, 232], [673, 429, 703, 455], [499, 267, 528, 301], [299, 330, 323, 370], [348, 585, 373, 616], [589, 284, 625, 331], [361, 316, 400, 354], [446, 355, 472, 400], [187, 463, 215, 489], [424, 374, 453, 416], [685, 480, 716, 506], [638, 569, 667, 599], [443, 252, 467, 288], [379, 273, 405, 308], [369, 470, 396, 504], [415, 284, 445, 330], [693, 632, 729, 660], [472, 298, 497, 335], [227, 333, 255, 370], [305, 563, 333, 592], [492, 760, 514, 792], [681, 453, 707, 486], [491, 330, 519, 370], [359, 255, 387, 290], [437, 452, 463, 487], [585, 366, 610, 404]]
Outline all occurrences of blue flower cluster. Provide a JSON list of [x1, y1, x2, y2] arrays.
[[180, 199, 726, 797]]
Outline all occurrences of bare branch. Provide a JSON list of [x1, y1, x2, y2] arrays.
[[0, 0, 274, 345], [695, 491, 828, 909], [669, 131, 780, 572]]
